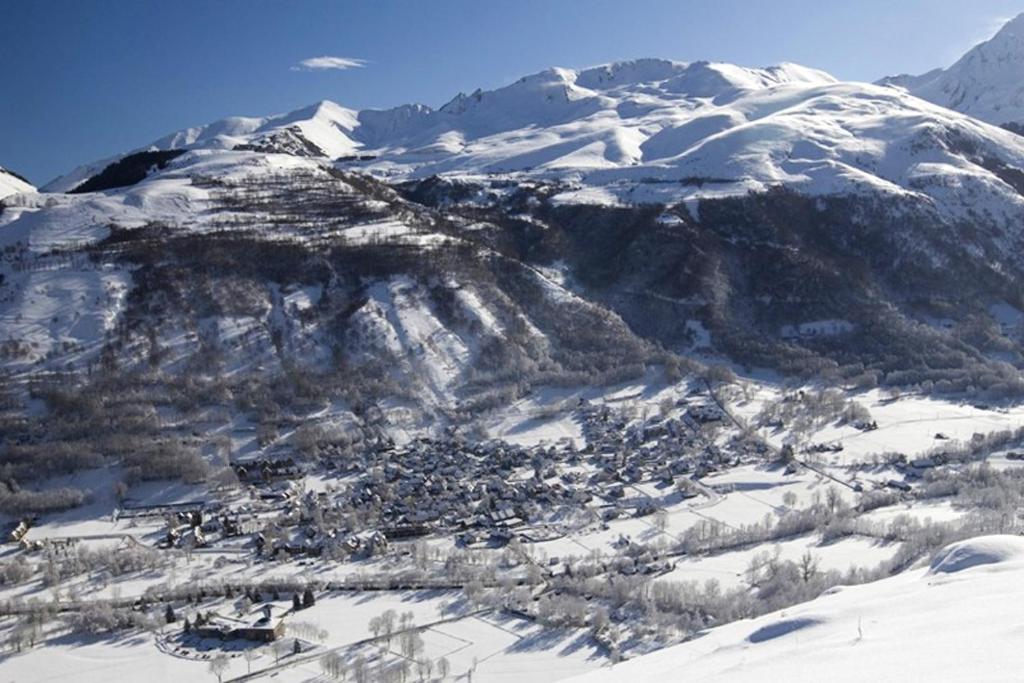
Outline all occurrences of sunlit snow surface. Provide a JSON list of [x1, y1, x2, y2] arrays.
[[572, 535, 1024, 683]]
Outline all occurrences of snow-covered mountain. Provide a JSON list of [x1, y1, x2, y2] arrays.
[[572, 535, 1024, 683], [42, 100, 364, 193], [9, 56, 1024, 424], [880, 13, 1024, 131], [0, 165, 35, 199], [49, 57, 1024, 211]]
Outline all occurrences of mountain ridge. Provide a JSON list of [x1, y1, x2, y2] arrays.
[[40, 58, 837, 191]]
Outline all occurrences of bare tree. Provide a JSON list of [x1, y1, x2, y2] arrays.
[[242, 647, 260, 674], [653, 509, 668, 533], [825, 486, 845, 516], [208, 653, 230, 683], [271, 638, 288, 664], [436, 656, 451, 680], [798, 550, 820, 582], [381, 609, 397, 642], [416, 657, 432, 681], [353, 655, 369, 683]]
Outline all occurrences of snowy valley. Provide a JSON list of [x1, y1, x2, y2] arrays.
[[4, 11, 1024, 683]]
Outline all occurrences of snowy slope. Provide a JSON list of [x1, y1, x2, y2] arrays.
[[2, 141, 656, 422], [880, 14, 1024, 129], [572, 536, 1024, 683], [0, 165, 35, 199]]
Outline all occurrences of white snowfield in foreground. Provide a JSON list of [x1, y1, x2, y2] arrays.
[[572, 535, 1024, 683]]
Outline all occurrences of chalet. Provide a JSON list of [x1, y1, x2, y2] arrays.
[[688, 404, 725, 423], [220, 515, 260, 537], [368, 530, 389, 554], [485, 507, 520, 528], [633, 501, 658, 517], [233, 458, 303, 484], [6, 519, 31, 544], [457, 531, 481, 546], [342, 535, 363, 555], [167, 525, 206, 550], [489, 528, 514, 545]]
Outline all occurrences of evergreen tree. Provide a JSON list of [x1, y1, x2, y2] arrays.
[[164, 604, 176, 624], [302, 587, 315, 608]]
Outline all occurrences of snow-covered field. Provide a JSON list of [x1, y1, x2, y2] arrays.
[[728, 384, 1024, 464], [658, 534, 897, 590], [0, 633, 210, 683], [573, 536, 1024, 683]]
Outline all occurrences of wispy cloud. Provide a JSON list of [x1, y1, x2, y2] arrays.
[[292, 56, 367, 72]]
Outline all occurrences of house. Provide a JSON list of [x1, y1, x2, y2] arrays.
[[194, 605, 284, 642], [606, 486, 626, 499], [368, 530, 389, 554], [6, 519, 30, 544], [486, 507, 520, 528]]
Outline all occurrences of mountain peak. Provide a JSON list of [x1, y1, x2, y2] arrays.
[[994, 11, 1024, 36], [879, 14, 1024, 127]]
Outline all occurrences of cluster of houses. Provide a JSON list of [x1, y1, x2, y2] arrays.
[[232, 458, 303, 484], [198, 397, 766, 560], [101, 394, 768, 569], [577, 399, 747, 497]]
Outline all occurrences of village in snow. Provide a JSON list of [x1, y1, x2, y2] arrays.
[[3, 369, 1024, 683]]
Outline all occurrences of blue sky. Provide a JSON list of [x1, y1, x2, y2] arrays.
[[3, 0, 1023, 185]]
